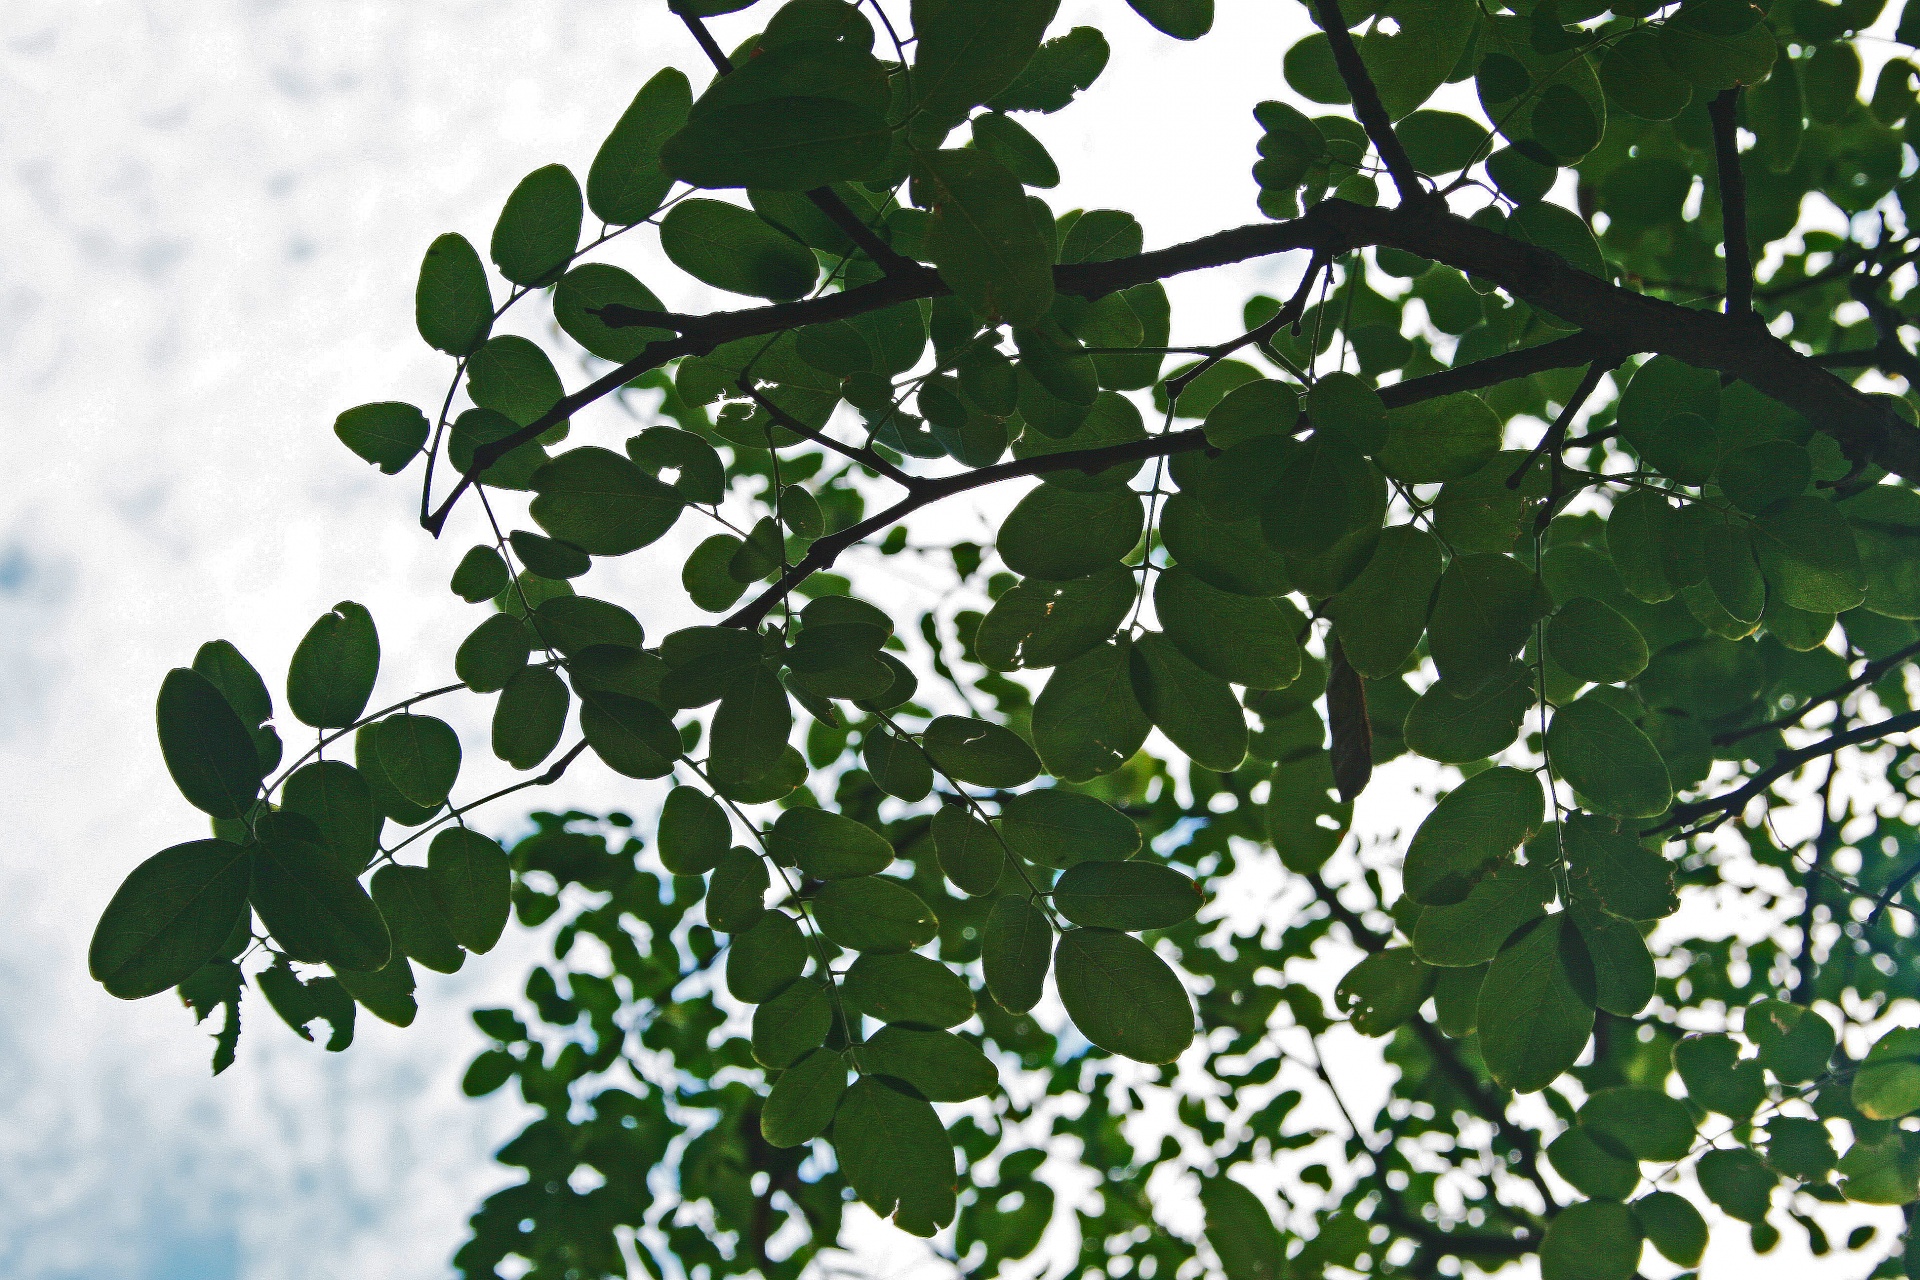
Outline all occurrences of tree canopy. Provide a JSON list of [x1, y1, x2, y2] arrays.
[[83, 0, 1920, 1275]]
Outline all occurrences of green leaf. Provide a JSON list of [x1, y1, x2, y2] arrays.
[[983, 895, 1054, 1012], [1563, 812, 1676, 920], [1327, 525, 1444, 678], [427, 826, 510, 954], [1606, 489, 1677, 603], [490, 163, 581, 286], [1581, 1086, 1696, 1162], [761, 1047, 848, 1147], [449, 407, 549, 491], [1359, 0, 1478, 119], [709, 662, 793, 790], [659, 785, 731, 875], [861, 1025, 996, 1101], [372, 713, 462, 808], [1403, 766, 1545, 905], [1548, 1127, 1640, 1201], [333, 952, 417, 1029], [1632, 1192, 1707, 1267], [587, 66, 691, 225], [1571, 904, 1654, 1016], [1412, 858, 1554, 966], [1130, 631, 1248, 771], [1162, 494, 1293, 597], [911, 149, 1055, 325], [372, 863, 465, 974], [864, 726, 934, 800], [1718, 440, 1811, 514], [1540, 1199, 1642, 1280], [660, 198, 820, 301], [1765, 1115, 1837, 1180], [1265, 748, 1352, 873], [1601, 29, 1693, 120], [529, 446, 684, 557], [728, 910, 808, 1003], [282, 761, 378, 873], [553, 264, 671, 364], [1402, 659, 1534, 763], [1155, 567, 1303, 689], [1478, 17, 1607, 162], [90, 840, 253, 1000], [156, 668, 263, 820], [985, 26, 1111, 113], [468, 335, 566, 432], [999, 789, 1140, 869], [1745, 998, 1837, 1084], [1261, 437, 1386, 562], [833, 1076, 958, 1237], [707, 847, 770, 934], [685, 535, 751, 611], [1123, 0, 1212, 38], [1511, 201, 1606, 279], [1476, 915, 1595, 1091], [931, 806, 1005, 896], [1033, 639, 1152, 780], [1209, 378, 1302, 450], [256, 961, 356, 1050], [287, 602, 379, 730], [770, 806, 894, 879], [250, 823, 392, 972], [1200, 1178, 1285, 1280], [1336, 948, 1434, 1036], [578, 689, 681, 779], [664, 97, 891, 190], [334, 402, 430, 475], [1398, 110, 1491, 174], [812, 875, 938, 952], [752, 977, 833, 1067], [1837, 1131, 1920, 1204], [1547, 596, 1648, 684], [355, 725, 438, 826], [1548, 695, 1672, 818], [923, 715, 1041, 787], [414, 234, 493, 356], [1754, 495, 1869, 614], [1055, 928, 1194, 1063], [843, 951, 976, 1027], [909, 0, 1060, 126], [1053, 860, 1203, 930], [533, 595, 644, 657], [1429, 553, 1548, 692], [1697, 1147, 1776, 1223], [455, 614, 531, 694], [1658, 11, 1776, 91], [1674, 1032, 1766, 1116], [999, 485, 1143, 581], [450, 546, 510, 604], [976, 564, 1135, 670], [492, 667, 568, 769]]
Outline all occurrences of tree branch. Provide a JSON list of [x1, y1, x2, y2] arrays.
[[1716, 636, 1920, 745], [736, 378, 915, 485], [1305, 0, 1429, 207], [1707, 88, 1754, 319]]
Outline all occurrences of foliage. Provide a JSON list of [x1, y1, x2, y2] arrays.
[[84, 0, 1920, 1275]]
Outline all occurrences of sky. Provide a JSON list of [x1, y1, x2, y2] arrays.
[[0, 1, 1907, 1278]]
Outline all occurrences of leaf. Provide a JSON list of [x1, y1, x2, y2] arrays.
[[658, 786, 730, 875], [1054, 860, 1203, 930], [1429, 553, 1547, 692], [1265, 748, 1352, 873], [1000, 789, 1140, 869], [90, 840, 253, 1000], [660, 198, 820, 301], [922, 715, 1041, 787], [861, 1025, 996, 1101], [1697, 1147, 1776, 1223], [372, 864, 465, 974], [250, 822, 391, 972], [1033, 640, 1152, 780], [983, 895, 1054, 1012], [1130, 631, 1248, 772], [1606, 488, 1677, 603], [553, 264, 671, 364], [1548, 695, 1672, 819], [428, 827, 511, 954], [490, 163, 581, 286], [1547, 1126, 1640, 1201], [909, 0, 1061, 126], [1336, 948, 1434, 1036], [1404, 766, 1545, 905], [1359, 0, 1478, 119], [256, 961, 357, 1051], [812, 876, 938, 952], [1571, 904, 1654, 1016], [455, 614, 531, 694], [282, 761, 379, 872], [1674, 1032, 1766, 1117], [1261, 437, 1386, 562], [1511, 201, 1607, 279], [931, 806, 1005, 896], [335, 402, 430, 475], [1327, 525, 1443, 678], [1547, 596, 1648, 684], [287, 602, 380, 730], [833, 1076, 958, 1237], [492, 667, 569, 769], [911, 149, 1055, 325], [1412, 858, 1554, 967], [977, 565, 1135, 671], [1402, 660, 1534, 763], [1123, 0, 1213, 40], [1055, 928, 1194, 1063], [1540, 1199, 1642, 1280], [864, 726, 934, 800], [761, 1047, 848, 1147], [843, 951, 976, 1027], [1162, 493, 1293, 597], [1659, 11, 1775, 91], [372, 713, 462, 808], [708, 662, 794, 790], [533, 596, 644, 657], [1476, 915, 1595, 1091], [580, 689, 682, 779], [1562, 812, 1677, 921], [1478, 16, 1607, 163], [1581, 1086, 1696, 1162], [664, 97, 891, 190], [1632, 1192, 1707, 1268], [529, 446, 684, 557], [999, 485, 1144, 581], [707, 847, 770, 934], [468, 335, 567, 431], [1155, 567, 1303, 689], [985, 26, 1111, 113], [1754, 494, 1869, 614], [156, 668, 263, 820], [1601, 29, 1693, 120], [588, 66, 691, 224], [770, 806, 894, 880], [333, 952, 418, 1029], [1764, 1115, 1837, 1180], [1200, 1177, 1285, 1280], [414, 234, 493, 356], [752, 977, 833, 1067], [1398, 110, 1491, 174], [1745, 998, 1837, 1084], [355, 725, 438, 827], [727, 910, 808, 1003], [1326, 639, 1372, 802]]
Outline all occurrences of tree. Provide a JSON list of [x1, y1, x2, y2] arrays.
[[78, 0, 1920, 1273]]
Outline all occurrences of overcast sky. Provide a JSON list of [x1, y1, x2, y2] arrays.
[[2, 2, 1904, 1278]]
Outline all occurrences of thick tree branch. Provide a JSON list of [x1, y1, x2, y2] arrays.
[[1708, 88, 1754, 319], [1305, 0, 1429, 207]]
